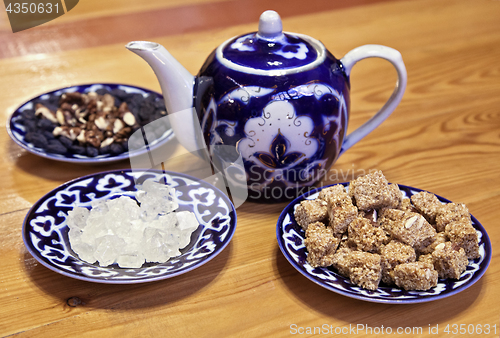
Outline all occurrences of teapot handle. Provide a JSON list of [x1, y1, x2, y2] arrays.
[[339, 44, 407, 154]]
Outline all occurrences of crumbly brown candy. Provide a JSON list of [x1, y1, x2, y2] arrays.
[[304, 222, 340, 268], [348, 170, 402, 211], [298, 170, 479, 292], [431, 242, 468, 279], [377, 208, 405, 232], [393, 262, 438, 291], [331, 246, 354, 277], [411, 191, 443, 224], [381, 211, 437, 253], [294, 199, 328, 231], [327, 192, 358, 235], [445, 221, 480, 259], [388, 183, 404, 207], [398, 198, 415, 212], [337, 233, 357, 251], [419, 232, 448, 255], [347, 216, 388, 253], [318, 184, 346, 201], [380, 240, 416, 285], [435, 203, 471, 232], [348, 251, 382, 291], [418, 253, 434, 266]]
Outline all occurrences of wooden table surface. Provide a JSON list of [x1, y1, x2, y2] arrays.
[[1, 0, 499, 336]]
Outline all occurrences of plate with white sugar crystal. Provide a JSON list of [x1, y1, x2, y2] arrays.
[[22, 169, 237, 283]]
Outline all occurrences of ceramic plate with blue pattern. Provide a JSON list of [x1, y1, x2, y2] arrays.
[[7, 83, 174, 164], [23, 169, 237, 284], [277, 183, 491, 304]]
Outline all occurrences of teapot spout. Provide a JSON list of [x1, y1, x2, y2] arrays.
[[127, 41, 202, 153], [126, 41, 194, 114]]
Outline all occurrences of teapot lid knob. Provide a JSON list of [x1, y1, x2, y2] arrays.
[[257, 10, 284, 40]]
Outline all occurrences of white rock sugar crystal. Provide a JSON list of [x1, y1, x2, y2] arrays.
[[66, 180, 199, 268]]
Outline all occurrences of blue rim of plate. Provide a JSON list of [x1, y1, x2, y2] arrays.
[[276, 183, 492, 304], [6, 83, 174, 164], [22, 169, 237, 284]]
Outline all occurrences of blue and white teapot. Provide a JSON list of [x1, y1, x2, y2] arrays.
[[127, 10, 406, 200]]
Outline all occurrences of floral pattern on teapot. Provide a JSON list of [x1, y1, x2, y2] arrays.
[[198, 79, 348, 194]]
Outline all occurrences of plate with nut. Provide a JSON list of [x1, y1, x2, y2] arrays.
[[276, 173, 491, 304], [7, 83, 174, 164]]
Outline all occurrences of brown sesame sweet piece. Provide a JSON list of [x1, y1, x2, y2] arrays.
[[347, 216, 389, 253], [384, 212, 437, 253], [378, 208, 406, 232], [337, 233, 358, 251], [435, 202, 471, 232], [411, 191, 443, 224], [318, 184, 346, 201], [445, 221, 480, 259], [304, 222, 340, 268], [431, 242, 469, 279], [388, 183, 404, 207], [348, 170, 402, 211], [327, 192, 358, 235], [398, 198, 415, 212], [418, 253, 434, 266], [348, 251, 382, 291], [380, 240, 416, 285], [419, 232, 448, 255], [331, 246, 354, 277], [359, 209, 378, 225], [393, 262, 438, 291], [294, 199, 328, 231]]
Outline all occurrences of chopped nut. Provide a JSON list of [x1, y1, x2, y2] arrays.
[[123, 112, 136, 126], [405, 215, 419, 229], [53, 126, 79, 140], [77, 130, 86, 143], [52, 126, 64, 137], [85, 130, 102, 148], [417, 215, 425, 229], [115, 127, 132, 138], [35, 104, 58, 123], [102, 94, 115, 109], [118, 102, 129, 116], [56, 109, 65, 125], [94, 116, 110, 130], [435, 243, 446, 251], [81, 93, 90, 105], [113, 119, 125, 134], [100, 137, 114, 148], [68, 127, 81, 140]]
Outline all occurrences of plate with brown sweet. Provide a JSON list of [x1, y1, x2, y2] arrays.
[[276, 170, 491, 304]]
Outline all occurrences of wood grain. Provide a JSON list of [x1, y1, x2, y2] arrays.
[[1, 0, 500, 336], [0, 0, 396, 58]]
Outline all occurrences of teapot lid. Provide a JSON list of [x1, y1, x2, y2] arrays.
[[216, 11, 326, 76]]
